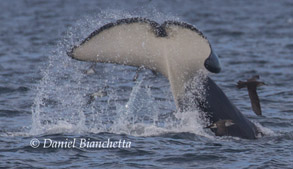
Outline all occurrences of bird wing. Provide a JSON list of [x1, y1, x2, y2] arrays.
[[237, 81, 247, 89], [247, 85, 262, 115]]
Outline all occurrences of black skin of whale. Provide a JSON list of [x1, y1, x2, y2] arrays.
[[180, 77, 259, 139]]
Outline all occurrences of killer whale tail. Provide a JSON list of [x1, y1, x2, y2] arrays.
[[67, 17, 262, 139], [68, 17, 221, 106]]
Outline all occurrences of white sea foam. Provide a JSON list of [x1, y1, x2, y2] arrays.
[[253, 121, 277, 137]]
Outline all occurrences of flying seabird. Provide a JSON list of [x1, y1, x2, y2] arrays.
[[206, 119, 235, 136], [237, 75, 265, 116]]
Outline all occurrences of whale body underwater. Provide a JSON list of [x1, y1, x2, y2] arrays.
[[68, 18, 261, 139]]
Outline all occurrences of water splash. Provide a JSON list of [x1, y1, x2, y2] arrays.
[[253, 121, 277, 137], [29, 10, 214, 139]]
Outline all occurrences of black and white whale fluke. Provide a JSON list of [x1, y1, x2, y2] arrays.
[[68, 18, 260, 139], [237, 75, 265, 116]]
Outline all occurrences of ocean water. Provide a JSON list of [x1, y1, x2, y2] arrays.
[[0, 0, 292, 168]]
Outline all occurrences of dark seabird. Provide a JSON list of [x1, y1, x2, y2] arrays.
[[206, 119, 235, 136], [237, 75, 265, 116]]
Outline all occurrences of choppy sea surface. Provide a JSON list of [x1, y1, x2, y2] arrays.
[[0, 0, 292, 168]]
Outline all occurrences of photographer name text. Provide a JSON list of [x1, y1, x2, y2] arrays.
[[30, 138, 131, 149]]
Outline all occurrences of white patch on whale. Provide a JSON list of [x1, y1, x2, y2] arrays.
[[69, 18, 216, 107]]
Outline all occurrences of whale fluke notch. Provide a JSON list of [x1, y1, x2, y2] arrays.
[[68, 17, 221, 106]]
